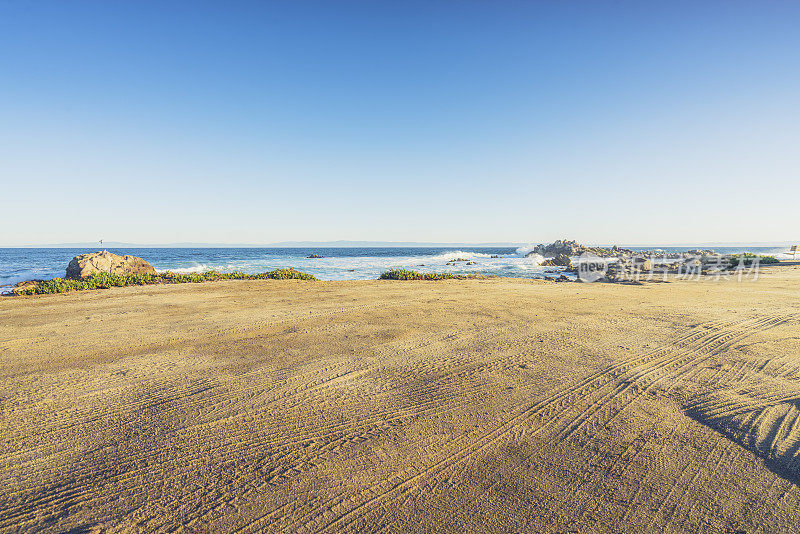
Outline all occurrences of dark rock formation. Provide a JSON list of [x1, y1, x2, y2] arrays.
[[540, 254, 572, 267]]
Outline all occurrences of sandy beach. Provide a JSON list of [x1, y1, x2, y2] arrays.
[[2, 268, 800, 532]]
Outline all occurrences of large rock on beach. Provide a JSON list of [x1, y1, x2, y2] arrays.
[[66, 251, 157, 279]]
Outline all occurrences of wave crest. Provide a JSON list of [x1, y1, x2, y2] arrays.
[[422, 250, 495, 262], [159, 263, 212, 274], [525, 253, 545, 265]]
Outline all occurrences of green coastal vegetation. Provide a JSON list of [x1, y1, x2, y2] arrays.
[[13, 269, 317, 295], [379, 268, 486, 281], [726, 253, 779, 267]]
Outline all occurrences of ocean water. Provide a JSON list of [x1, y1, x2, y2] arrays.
[[0, 246, 794, 291]]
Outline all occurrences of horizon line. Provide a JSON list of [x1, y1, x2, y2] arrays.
[[1, 240, 795, 249]]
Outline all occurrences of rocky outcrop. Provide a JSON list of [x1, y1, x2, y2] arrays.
[[524, 239, 719, 262], [6, 280, 43, 295], [686, 249, 716, 257], [66, 251, 157, 279], [541, 274, 573, 282], [540, 253, 572, 267], [601, 258, 653, 282], [526, 239, 583, 257], [526, 239, 636, 259]]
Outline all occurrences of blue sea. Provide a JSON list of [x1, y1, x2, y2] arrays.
[[0, 246, 793, 291]]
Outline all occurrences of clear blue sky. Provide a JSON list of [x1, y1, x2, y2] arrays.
[[1, 1, 798, 245]]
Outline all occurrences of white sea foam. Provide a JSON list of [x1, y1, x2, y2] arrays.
[[158, 262, 212, 274], [525, 253, 545, 265], [770, 250, 797, 261], [412, 250, 495, 262]]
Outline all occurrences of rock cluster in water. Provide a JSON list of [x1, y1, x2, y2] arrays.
[[540, 253, 572, 267], [446, 258, 477, 266], [525, 240, 740, 284], [526, 239, 636, 258], [527, 239, 717, 261]]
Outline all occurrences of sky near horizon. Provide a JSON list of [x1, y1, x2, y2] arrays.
[[1, 1, 798, 246]]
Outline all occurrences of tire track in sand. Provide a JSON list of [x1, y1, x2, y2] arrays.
[[298, 314, 795, 532]]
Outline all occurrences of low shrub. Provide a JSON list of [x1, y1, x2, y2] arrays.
[[14, 268, 316, 295], [725, 253, 780, 268], [379, 268, 484, 281]]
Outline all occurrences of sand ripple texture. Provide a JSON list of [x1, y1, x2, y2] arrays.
[[2, 268, 800, 532]]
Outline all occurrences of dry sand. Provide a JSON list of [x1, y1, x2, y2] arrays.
[[2, 267, 800, 533]]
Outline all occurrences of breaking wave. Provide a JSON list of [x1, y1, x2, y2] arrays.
[[417, 250, 495, 262], [525, 253, 545, 265], [158, 262, 213, 274]]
